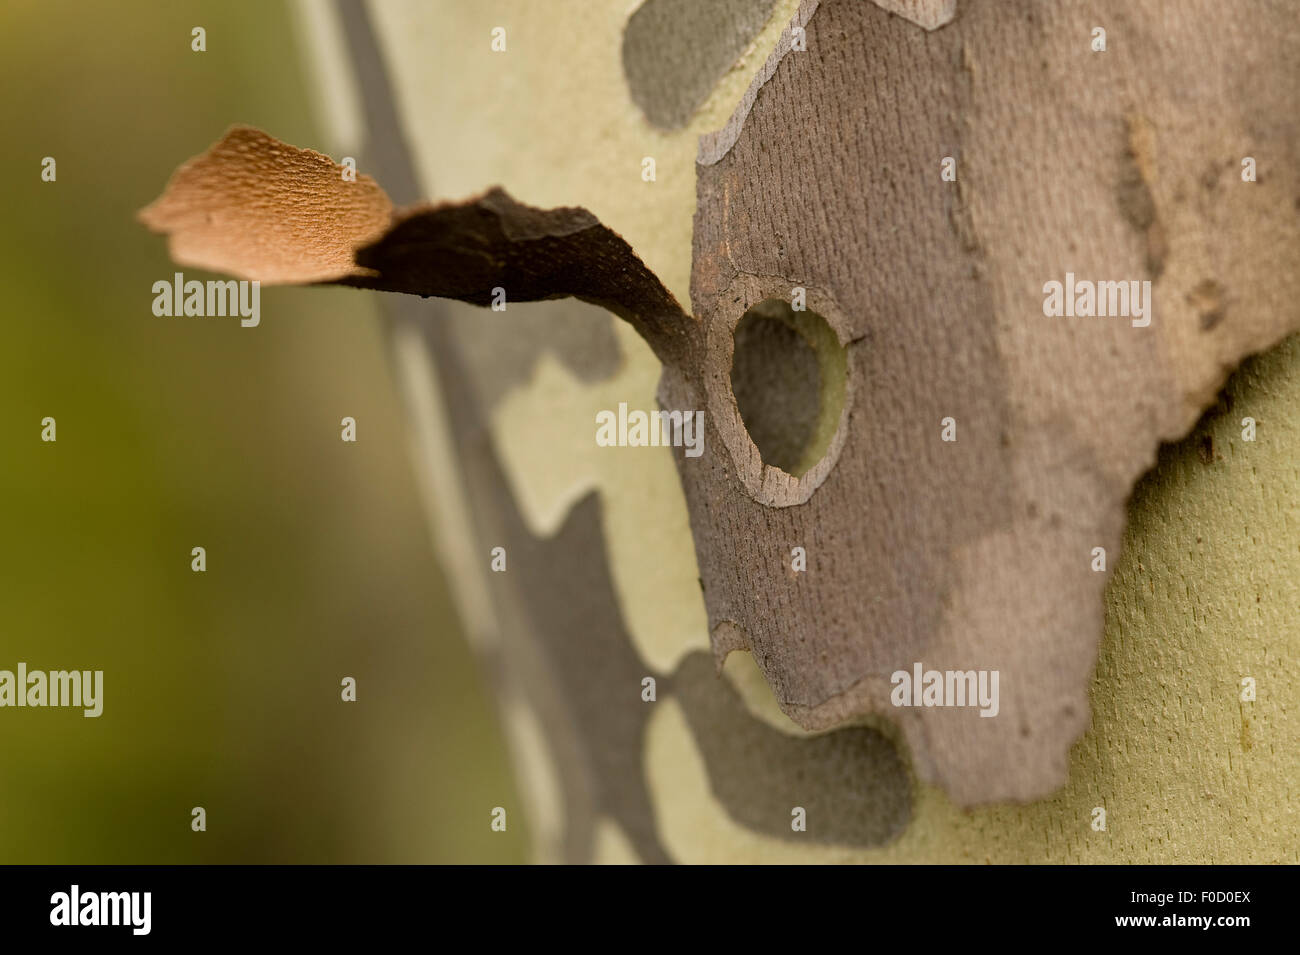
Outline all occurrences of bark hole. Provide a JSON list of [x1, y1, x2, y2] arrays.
[[729, 299, 847, 477]]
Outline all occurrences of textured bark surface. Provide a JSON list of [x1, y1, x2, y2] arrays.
[[137, 126, 393, 283], [682, 0, 1300, 803], [142, 0, 1300, 807]]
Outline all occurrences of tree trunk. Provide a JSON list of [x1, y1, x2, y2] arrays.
[[149, 0, 1300, 862]]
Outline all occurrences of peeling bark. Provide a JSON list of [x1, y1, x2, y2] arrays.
[[139, 126, 694, 366]]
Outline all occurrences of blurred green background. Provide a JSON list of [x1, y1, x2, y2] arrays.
[[0, 0, 525, 862]]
